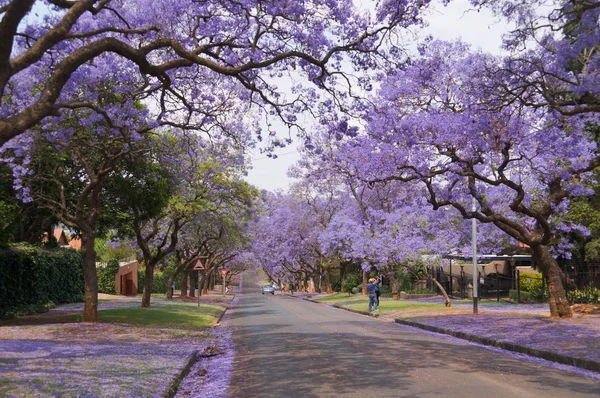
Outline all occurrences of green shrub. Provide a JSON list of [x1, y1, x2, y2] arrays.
[[519, 271, 544, 293], [567, 282, 600, 303], [379, 285, 392, 297], [516, 271, 546, 302], [330, 275, 341, 292], [97, 259, 120, 294], [138, 268, 172, 294], [0, 244, 84, 319], [509, 289, 544, 303], [2, 301, 56, 319], [342, 272, 362, 293]]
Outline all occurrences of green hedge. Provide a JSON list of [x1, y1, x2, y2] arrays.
[[515, 271, 546, 302], [0, 244, 84, 318], [509, 289, 545, 303], [97, 259, 120, 294], [137, 268, 171, 294], [519, 271, 544, 293]]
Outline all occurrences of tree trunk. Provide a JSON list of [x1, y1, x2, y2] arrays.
[[166, 276, 174, 300], [201, 271, 210, 295], [81, 232, 98, 322], [167, 256, 188, 300], [181, 270, 189, 299], [141, 262, 155, 308], [531, 244, 572, 318], [389, 272, 399, 300], [362, 270, 368, 295], [197, 272, 204, 297], [429, 277, 451, 307], [202, 269, 214, 295], [324, 268, 333, 294], [313, 271, 321, 293], [340, 262, 347, 293], [188, 273, 195, 297]]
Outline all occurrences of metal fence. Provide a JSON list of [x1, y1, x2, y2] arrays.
[[425, 261, 600, 303], [426, 265, 517, 301], [558, 259, 600, 290]]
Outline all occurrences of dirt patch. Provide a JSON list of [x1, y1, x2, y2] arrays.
[[572, 303, 600, 315]]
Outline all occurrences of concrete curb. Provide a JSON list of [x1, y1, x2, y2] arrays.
[[332, 304, 379, 317], [394, 318, 600, 373], [164, 350, 199, 398], [301, 296, 379, 317], [213, 296, 234, 325], [166, 297, 234, 397]]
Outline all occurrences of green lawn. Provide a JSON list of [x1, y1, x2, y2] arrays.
[[313, 293, 519, 315], [67, 301, 225, 328]]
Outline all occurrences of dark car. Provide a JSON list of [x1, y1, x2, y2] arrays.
[[261, 284, 275, 294]]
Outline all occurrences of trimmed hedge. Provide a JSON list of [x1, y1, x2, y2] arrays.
[[138, 268, 170, 294], [97, 259, 120, 294], [0, 244, 84, 318]]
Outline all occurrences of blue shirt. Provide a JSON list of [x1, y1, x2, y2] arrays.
[[367, 282, 379, 295]]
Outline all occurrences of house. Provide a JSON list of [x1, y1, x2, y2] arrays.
[[46, 227, 82, 250], [115, 260, 139, 296]]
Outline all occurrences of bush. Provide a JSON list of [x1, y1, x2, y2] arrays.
[[517, 271, 546, 301], [138, 268, 172, 294], [97, 259, 120, 294], [0, 244, 84, 319], [1, 301, 56, 319], [330, 275, 341, 292], [379, 285, 392, 297], [343, 273, 362, 293], [567, 282, 600, 303], [509, 289, 544, 303], [519, 271, 544, 293]]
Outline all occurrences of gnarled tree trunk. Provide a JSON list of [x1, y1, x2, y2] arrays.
[[531, 244, 572, 318], [429, 277, 451, 307]]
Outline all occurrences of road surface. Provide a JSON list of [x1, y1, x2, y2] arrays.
[[226, 273, 600, 397]]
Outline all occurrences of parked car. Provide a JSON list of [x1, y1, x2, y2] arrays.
[[261, 284, 275, 295]]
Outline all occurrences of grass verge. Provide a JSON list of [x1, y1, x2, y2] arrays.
[[313, 293, 526, 316], [64, 301, 225, 328], [0, 299, 228, 396]]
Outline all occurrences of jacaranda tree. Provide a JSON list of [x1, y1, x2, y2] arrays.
[[340, 39, 598, 318], [0, 0, 432, 147]]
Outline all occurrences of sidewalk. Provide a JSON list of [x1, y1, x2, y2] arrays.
[[299, 293, 600, 374]]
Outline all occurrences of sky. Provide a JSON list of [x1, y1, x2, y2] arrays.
[[244, 0, 509, 192]]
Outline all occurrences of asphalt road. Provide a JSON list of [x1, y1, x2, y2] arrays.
[[226, 273, 600, 397]]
